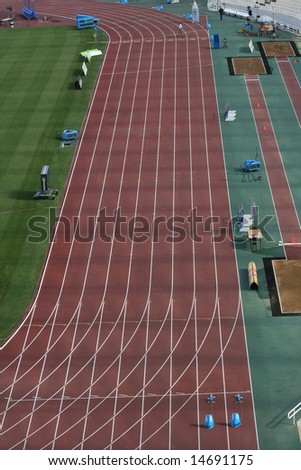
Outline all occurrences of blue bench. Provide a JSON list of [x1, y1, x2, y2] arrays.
[[22, 7, 38, 20]]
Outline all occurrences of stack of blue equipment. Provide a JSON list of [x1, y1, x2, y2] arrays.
[[22, 7, 38, 20]]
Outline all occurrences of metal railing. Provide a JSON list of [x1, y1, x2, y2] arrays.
[[288, 402, 301, 425], [207, 1, 301, 35]]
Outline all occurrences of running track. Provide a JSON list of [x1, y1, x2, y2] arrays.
[[0, 1, 258, 449], [245, 63, 301, 247]]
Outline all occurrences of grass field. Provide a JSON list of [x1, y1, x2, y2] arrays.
[[0, 26, 106, 341]]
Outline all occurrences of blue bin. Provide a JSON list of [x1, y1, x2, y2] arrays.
[[213, 34, 220, 49], [204, 414, 214, 429], [231, 413, 241, 428], [62, 130, 78, 141]]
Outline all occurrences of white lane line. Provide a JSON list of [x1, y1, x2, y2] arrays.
[[22, 301, 61, 449], [139, 300, 151, 449], [139, 32, 168, 449], [185, 27, 200, 448], [51, 302, 82, 449], [0, 302, 38, 432], [110, 302, 127, 449], [80, 303, 105, 450]]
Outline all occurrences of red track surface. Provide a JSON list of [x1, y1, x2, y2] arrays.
[[0, 1, 258, 449], [277, 57, 301, 126], [245, 73, 301, 247]]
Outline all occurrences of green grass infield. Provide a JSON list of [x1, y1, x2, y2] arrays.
[[0, 25, 106, 342]]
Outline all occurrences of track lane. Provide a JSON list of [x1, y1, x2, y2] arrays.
[[246, 75, 301, 244], [277, 57, 301, 126]]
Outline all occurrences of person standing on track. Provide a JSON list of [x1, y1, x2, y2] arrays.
[[177, 22, 184, 37]]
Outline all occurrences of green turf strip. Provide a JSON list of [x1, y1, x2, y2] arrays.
[[0, 26, 106, 341]]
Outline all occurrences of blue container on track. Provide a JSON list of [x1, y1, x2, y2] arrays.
[[204, 414, 214, 429], [231, 413, 241, 428]]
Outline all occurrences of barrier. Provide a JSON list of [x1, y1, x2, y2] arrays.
[[248, 261, 258, 290], [288, 401, 301, 425], [22, 7, 38, 20], [224, 8, 249, 19]]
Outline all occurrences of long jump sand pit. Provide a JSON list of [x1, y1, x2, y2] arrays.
[[272, 259, 301, 314], [228, 56, 269, 75], [259, 41, 299, 58]]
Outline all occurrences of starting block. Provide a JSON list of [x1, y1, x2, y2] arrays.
[[207, 393, 216, 404], [235, 393, 243, 404]]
